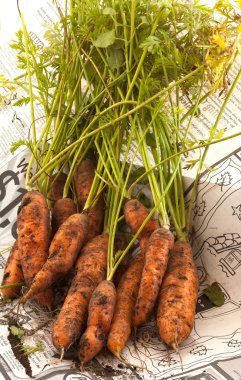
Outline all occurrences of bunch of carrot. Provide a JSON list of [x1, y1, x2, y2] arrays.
[[0, 165, 198, 365], [1, 0, 241, 373]]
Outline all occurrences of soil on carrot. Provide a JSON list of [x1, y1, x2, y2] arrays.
[[7, 323, 32, 378]]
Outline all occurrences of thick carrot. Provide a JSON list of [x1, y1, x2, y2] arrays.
[[52, 234, 108, 352], [123, 199, 159, 240], [78, 280, 116, 364], [107, 251, 144, 358], [51, 198, 77, 234], [74, 159, 105, 241], [156, 241, 199, 349], [17, 191, 54, 309], [20, 213, 88, 304], [1, 241, 24, 299], [133, 228, 174, 327]]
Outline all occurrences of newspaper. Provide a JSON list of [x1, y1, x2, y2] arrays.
[[1, 1, 241, 379]]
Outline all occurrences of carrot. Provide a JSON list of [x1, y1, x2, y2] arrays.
[[52, 233, 108, 352], [85, 194, 105, 241], [74, 159, 95, 209], [20, 213, 88, 304], [133, 228, 174, 327], [1, 241, 24, 299], [78, 280, 116, 364], [17, 191, 54, 309], [123, 199, 159, 240], [51, 198, 77, 234], [107, 200, 159, 358], [49, 172, 69, 206], [74, 159, 105, 241], [107, 252, 144, 358], [156, 240, 199, 349]]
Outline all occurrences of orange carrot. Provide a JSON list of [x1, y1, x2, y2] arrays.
[[123, 199, 159, 240], [17, 191, 54, 309], [52, 234, 108, 352], [1, 241, 24, 299], [20, 213, 88, 304], [107, 252, 144, 358], [74, 159, 95, 209], [85, 195, 105, 241], [49, 172, 70, 206], [74, 159, 105, 240], [78, 280, 116, 364], [107, 200, 159, 357], [133, 228, 174, 327], [156, 241, 199, 349], [51, 198, 77, 234]]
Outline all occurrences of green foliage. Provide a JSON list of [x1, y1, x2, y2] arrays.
[[10, 139, 32, 154], [203, 282, 225, 307], [10, 326, 25, 339], [93, 30, 116, 48], [13, 97, 30, 107], [140, 36, 161, 54], [20, 342, 44, 356]]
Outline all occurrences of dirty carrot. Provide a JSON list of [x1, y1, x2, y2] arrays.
[[85, 194, 105, 241], [51, 198, 77, 234], [52, 233, 108, 353], [156, 240, 199, 349], [107, 252, 144, 359], [49, 172, 69, 206], [133, 228, 174, 327], [17, 191, 54, 309], [1, 241, 24, 299], [20, 213, 88, 304], [78, 280, 116, 364], [74, 159, 95, 210], [123, 199, 159, 240], [74, 159, 105, 240]]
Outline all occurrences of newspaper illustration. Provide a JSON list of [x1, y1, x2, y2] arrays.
[[1, 1, 241, 379]]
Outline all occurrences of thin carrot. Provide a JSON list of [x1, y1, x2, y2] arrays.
[[78, 280, 116, 364], [74, 159, 95, 209], [123, 199, 159, 240], [49, 172, 69, 206], [74, 159, 105, 240], [1, 241, 24, 299], [20, 213, 88, 304], [51, 198, 77, 234], [17, 191, 54, 309], [133, 228, 174, 327], [52, 234, 108, 352], [85, 194, 105, 241], [107, 251, 144, 358], [156, 240, 199, 349], [107, 200, 159, 358]]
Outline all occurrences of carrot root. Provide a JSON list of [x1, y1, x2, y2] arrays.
[[156, 241, 199, 348], [133, 228, 174, 327], [77, 280, 116, 364]]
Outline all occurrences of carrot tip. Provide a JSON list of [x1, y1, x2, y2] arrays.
[[59, 346, 65, 361], [114, 352, 145, 370]]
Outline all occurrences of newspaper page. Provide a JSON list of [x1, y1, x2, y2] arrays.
[[1, 1, 241, 379]]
